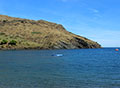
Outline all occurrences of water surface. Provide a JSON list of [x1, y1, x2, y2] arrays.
[[0, 48, 120, 88]]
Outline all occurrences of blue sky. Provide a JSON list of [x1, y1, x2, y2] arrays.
[[0, 0, 120, 47]]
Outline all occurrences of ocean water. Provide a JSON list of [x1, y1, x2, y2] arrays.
[[0, 48, 120, 88]]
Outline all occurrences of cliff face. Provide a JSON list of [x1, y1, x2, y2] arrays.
[[0, 15, 101, 50]]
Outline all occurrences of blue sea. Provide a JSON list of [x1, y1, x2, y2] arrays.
[[0, 48, 120, 88]]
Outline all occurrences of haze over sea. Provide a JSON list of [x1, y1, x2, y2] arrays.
[[0, 48, 120, 88]]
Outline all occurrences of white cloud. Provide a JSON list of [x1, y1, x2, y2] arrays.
[[91, 9, 99, 13], [88, 8, 102, 19], [89, 8, 99, 13]]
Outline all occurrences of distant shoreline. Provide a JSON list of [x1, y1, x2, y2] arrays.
[[0, 47, 102, 51], [1, 47, 120, 51]]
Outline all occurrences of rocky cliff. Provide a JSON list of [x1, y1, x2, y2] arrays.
[[0, 15, 101, 50]]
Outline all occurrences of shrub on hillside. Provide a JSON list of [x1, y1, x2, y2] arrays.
[[0, 32, 5, 35], [0, 40, 8, 45], [31, 32, 41, 34], [9, 40, 17, 45]]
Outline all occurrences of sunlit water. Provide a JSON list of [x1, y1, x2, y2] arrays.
[[0, 48, 120, 88]]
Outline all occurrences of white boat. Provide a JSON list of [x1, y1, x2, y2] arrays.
[[52, 54, 63, 57]]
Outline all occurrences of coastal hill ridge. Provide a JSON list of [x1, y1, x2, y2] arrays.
[[0, 15, 101, 50]]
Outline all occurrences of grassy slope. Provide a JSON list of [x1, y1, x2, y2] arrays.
[[0, 15, 101, 50]]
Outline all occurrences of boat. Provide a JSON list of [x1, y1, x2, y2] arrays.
[[52, 54, 63, 57]]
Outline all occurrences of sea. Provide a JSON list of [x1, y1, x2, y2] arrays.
[[0, 48, 120, 88]]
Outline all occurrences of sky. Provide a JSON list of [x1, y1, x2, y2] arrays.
[[0, 0, 120, 47]]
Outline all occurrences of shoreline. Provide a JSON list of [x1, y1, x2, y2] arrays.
[[0, 47, 102, 51]]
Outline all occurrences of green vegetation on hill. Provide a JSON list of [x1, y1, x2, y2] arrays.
[[0, 15, 101, 50]]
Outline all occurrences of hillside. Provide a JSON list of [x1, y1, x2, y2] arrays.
[[0, 15, 101, 50]]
